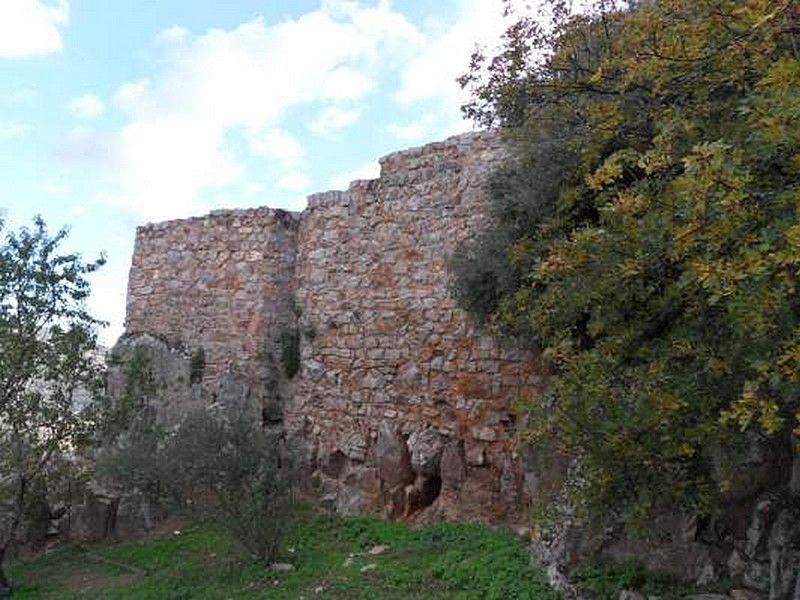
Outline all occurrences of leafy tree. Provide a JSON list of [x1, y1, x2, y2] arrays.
[[98, 376, 294, 565], [0, 217, 105, 595], [454, 0, 800, 526]]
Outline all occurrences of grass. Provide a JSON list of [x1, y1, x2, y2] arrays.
[[570, 560, 735, 600], [8, 510, 558, 600]]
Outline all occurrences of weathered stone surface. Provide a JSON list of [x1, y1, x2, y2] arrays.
[[440, 441, 467, 487], [768, 508, 800, 600], [408, 427, 443, 477], [68, 485, 120, 542], [619, 590, 645, 600], [113, 132, 547, 526], [375, 422, 414, 488], [731, 589, 764, 600], [119, 131, 545, 525], [107, 333, 203, 427], [125, 207, 300, 403]]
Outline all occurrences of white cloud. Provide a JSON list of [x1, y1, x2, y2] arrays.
[[278, 171, 311, 192], [386, 112, 442, 141], [114, 79, 149, 113], [328, 159, 380, 190], [69, 94, 105, 119], [110, 116, 243, 221], [156, 25, 190, 46], [249, 128, 304, 166], [42, 183, 65, 195], [308, 106, 361, 136], [386, 121, 425, 141], [0, 0, 69, 58], [242, 183, 264, 195], [397, 0, 509, 106], [100, 3, 420, 222], [0, 122, 30, 140]]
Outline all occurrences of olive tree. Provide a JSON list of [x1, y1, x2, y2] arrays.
[[0, 217, 104, 596], [97, 349, 293, 565]]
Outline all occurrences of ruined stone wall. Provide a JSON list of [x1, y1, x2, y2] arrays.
[[121, 131, 545, 523], [125, 207, 299, 394], [286, 132, 545, 523]]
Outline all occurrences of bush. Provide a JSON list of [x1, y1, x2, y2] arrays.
[[571, 561, 693, 600], [169, 400, 293, 563], [99, 395, 293, 564]]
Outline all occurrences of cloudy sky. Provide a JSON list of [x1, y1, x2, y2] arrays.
[[0, 0, 514, 346]]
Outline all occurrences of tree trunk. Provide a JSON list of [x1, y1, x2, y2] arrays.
[[790, 433, 800, 498], [0, 548, 12, 598], [0, 452, 29, 598]]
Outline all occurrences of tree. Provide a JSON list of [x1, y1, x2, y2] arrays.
[[97, 359, 294, 566], [454, 0, 800, 526], [0, 217, 105, 596]]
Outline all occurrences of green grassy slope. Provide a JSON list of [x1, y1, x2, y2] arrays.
[[9, 513, 558, 600]]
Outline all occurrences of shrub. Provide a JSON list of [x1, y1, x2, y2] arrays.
[[99, 394, 293, 564], [168, 400, 293, 563]]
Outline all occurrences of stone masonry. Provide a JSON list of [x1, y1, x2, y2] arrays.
[[125, 206, 299, 398], [122, 131, 546, 523]]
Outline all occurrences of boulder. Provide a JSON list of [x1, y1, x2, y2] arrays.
[[440, 441, 467, 487], [375, 422, 414, 488], [767, 508, 800, 600]]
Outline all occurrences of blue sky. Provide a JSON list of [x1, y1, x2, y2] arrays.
[[0, 0, 514, 346]]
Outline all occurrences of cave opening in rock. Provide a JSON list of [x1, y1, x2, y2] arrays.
[[408, 474, 442, 515]]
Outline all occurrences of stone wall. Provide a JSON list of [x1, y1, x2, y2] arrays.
[[121, 131, 545, 523], [287, 133, 544, 523], [125, 207, 299, 399]]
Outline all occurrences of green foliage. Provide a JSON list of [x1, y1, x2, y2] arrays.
[[99, 394, 293, 565], [169, 401, 293, 564], [279, 327, 300, 379], [455, 0, 800, 525], [571, 561, 682, 600], [102, 348, 157, 439], [0, 216, 105, 592], [7, 514, 556, 599], [189, 347, 205, 385]]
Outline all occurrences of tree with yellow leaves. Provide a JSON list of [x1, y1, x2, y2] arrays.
[[454, 0, 800, 526]]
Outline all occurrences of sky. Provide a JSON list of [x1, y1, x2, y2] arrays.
[[0, 0, 515, 347]]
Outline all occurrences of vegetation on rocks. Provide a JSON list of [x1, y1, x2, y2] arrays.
[[98, 391, 293, 566], [453, 0, 800, 526]]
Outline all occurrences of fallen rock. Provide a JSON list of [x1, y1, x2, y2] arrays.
[[269, 563, 295, 572], [368, 545, 389, 555], [619, 591, 645, 600]]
